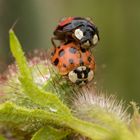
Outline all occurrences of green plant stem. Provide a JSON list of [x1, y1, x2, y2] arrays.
[[0, 102, 115, 140]]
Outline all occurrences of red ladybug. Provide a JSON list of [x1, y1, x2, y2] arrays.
[[51, 42, 95, 85], [52, 17, 99, 49]]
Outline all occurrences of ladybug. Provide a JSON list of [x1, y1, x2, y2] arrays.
[[52, 17, 99, 49], [51, 42, 95, 85]]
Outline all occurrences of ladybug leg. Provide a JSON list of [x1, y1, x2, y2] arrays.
[[51, 37, 57, 48]]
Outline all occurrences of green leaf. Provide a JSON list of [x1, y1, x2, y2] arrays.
[[31, 126, 69, 140], [9, 29, 71, 116], [0, 102, 67, 128], [9, 29, 32, 80], [0, 102, 112, 139]]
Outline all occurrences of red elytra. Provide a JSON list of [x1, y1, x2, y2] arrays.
[[59, 17, 74, 26], [51, 42, 95, 75]]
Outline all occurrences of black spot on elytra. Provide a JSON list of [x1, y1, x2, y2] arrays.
[[81, 47, 86, 53], [57, 46, 60, 49], [59, 49, 65, 57], [88, 56, 92, 62], [51, 49, 56, 56], [69, 47, 77, 54], [63, 64, 67, 67], [53, 58, 59, 66], [69, 59, 74, 64]]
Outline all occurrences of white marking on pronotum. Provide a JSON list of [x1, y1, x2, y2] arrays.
[[74, 28, 84, 40], [82, 73, 84, 78], [68, 71, 78, 83], [93, 34, 98, 45], [88, 70, 94, 81], [77, 66, 86, 71]]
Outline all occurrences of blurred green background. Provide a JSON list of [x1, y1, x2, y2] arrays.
[[0, 0, 140, 103]]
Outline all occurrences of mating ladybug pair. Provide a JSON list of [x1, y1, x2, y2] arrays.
[[51, 17, 99, 85]]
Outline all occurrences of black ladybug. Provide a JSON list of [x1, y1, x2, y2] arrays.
[[52, 17, 99, 49]]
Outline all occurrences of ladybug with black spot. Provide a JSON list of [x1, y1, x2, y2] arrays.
[[51, 42, 95, 85], [52, 17, 99, 49]]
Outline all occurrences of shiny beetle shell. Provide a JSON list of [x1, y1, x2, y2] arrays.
[[52, 17, 99, 48], [51, 42, 95, 84]]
